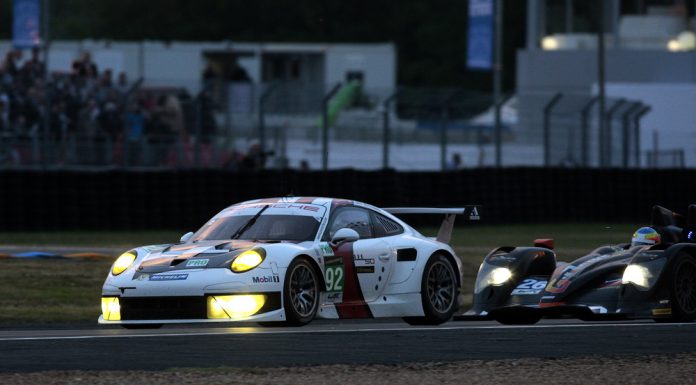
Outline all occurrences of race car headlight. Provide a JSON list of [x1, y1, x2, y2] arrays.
[[622, 264, 652, 289], [489, 267, 513, 285], [101, 297, 121, 321], [207, 294, 266, 319], [111, 252, 137, 276], [230, 249, 265, 273], [474, 264, 513, 294]]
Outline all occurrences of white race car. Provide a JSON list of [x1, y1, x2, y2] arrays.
[[99, 197, 480, 328]]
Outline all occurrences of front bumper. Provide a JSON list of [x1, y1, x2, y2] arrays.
[[98, 292, 283, 324]]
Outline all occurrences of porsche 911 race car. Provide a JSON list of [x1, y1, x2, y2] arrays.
[[463, 205, 696, 324], [100, 197, 481, 328]]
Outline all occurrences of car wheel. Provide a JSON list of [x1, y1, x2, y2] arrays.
[[282, 257, 320, 326], [404, 254, 458, 326], [122, 324, 163, 329], [663, 253, 696, 322]]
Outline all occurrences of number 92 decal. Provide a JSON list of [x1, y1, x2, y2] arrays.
[[511, 278, 548, 295], [324, 264, 344, 292]]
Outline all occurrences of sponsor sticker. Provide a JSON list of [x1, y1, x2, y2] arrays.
[[356, 266, 375, 274], [324, 292, 343, 303], [319, 243, 334, 256], [149, 274, 189, 281], [186, 258, 209, 267], [252, 275, 280, 284], [469, 206, 480, 220], [353, 254, 375, 265]]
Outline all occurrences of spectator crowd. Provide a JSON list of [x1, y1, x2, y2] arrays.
[[0, 48, 245, 168]]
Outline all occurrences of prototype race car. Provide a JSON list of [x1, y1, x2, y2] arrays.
[[463, 205, 696, 324], [100, 197, 481, 328]]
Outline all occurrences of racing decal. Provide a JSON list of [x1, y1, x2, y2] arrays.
[[353, 253, 375, 265], [185, 258, 209, 267], [319, 243, 334, 256], [546, 265, 576, 294], [469, 206, 481, 221], [149, 273, 188, 281], [356, 266, 375, 274], [252, 275, 280, 284], [332, 242, 373, 319], [511, 278, 548, 295], [322, 292, 343, 304], [323, 256, 344, 292]]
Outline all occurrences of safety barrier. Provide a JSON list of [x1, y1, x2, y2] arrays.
[[0, 168, 694, 230]]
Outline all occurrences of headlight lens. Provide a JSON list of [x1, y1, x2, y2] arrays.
[[474, 263, 513, 293], [489, 267, 513, 285], [207, 294, 266, 319], [101, 297, 121, 321], [231, 249, 265, 273], [622, 264, 651, 289], [111, 252, 137, 275]]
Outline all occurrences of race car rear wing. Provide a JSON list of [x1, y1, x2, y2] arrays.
[[384, 206, 481, 244]]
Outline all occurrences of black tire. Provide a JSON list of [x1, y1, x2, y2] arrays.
[[278, 257, 320, 326], [122, 324, 163, 329], [403, 254, 458, 326], [662, 253, 696, 322]]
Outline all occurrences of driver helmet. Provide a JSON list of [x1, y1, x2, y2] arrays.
[[631, 227, 661, 247]]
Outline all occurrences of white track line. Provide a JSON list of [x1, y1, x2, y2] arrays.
[[0, 322, 693, 342]]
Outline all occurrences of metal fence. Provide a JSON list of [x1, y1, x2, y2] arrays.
[[0, 79, 680, 171]]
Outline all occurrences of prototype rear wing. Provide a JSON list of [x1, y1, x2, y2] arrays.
[[384, 205, 481, 244]]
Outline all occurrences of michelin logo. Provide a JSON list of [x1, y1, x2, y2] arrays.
[[252, 275, 280, 284]]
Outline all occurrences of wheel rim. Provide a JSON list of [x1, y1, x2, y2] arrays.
[[289, 263, 318, 317], [426, 260, 456, 313], [675, 258, 696, 314]]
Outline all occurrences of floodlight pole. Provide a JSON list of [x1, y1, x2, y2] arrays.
[[41, 0, 51, 169], [493, 0, 503, 168], [597, 0, 607, 169]]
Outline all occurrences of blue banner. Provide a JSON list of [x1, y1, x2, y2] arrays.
[[13, 0, 41, 48], [467, 0, 494, 71]]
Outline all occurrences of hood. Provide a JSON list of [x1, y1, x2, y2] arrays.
[[544, 245, 643, 299], [134, 240, 259, 276]]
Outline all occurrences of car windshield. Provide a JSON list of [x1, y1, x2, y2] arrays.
[[191, 204, 325, 242]]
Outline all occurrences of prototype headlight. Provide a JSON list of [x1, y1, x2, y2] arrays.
[[474, 263, 513, 294], [111, 252, 137, 276], [489, 267, 513, 285], [622, 264, 651, 289], [231, 249, 266, 273]]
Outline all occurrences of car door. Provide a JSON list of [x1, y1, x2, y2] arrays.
[[325, 207, 394, 307]]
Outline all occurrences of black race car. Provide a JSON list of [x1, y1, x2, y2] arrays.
[[462, 205, 696, 324]]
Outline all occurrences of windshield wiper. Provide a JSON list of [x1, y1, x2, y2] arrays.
[[230, 205, 269, 240]]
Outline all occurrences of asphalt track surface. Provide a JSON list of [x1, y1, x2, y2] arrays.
[[1, 319, 696, 372]]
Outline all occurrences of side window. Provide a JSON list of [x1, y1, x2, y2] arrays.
[[325, 207, 373, 240], [372, 213, 404, 238]]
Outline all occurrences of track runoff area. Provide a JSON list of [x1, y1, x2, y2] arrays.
[[1, 319, 695, 371]]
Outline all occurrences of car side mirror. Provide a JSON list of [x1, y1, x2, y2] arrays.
[[331, 228, 359, 246], [180, 231, 194, 243]]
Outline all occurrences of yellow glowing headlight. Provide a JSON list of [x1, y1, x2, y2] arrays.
[[622, 264, 651, 289], [488, 267, 513, 285], [101, 297, 121, 321], [230, 249, 265, 273], [207, 294, 266, 319], [111, 252, 137, 276]]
